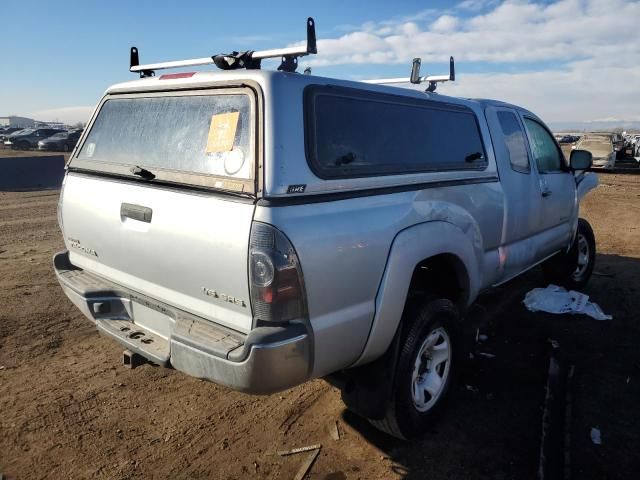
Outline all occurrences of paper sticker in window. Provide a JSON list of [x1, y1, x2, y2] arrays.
[[206, 111, 239, 153]]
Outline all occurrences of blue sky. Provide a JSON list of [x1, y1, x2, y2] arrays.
[[1, 0, 638, 125]]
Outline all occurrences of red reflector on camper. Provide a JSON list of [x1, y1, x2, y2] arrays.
[[159, 72, 196, 80]]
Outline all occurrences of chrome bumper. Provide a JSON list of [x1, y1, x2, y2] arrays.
[[53, 251, 312, 394]]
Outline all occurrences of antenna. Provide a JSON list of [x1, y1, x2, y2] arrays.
[[362, 56, 456, 92], [130, 17, 317, 77]]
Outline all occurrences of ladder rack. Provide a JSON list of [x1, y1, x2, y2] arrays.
[[362, 57, 455, 92], [130, 17, 317, 77], [128, 17, 455, 94]]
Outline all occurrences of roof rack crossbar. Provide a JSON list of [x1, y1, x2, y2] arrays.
[[362, 56, 455, 92], [130, 17, 317, 77]]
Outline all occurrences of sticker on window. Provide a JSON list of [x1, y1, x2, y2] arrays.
[[206, 111, 239, 153], [85, 142, 96, 158]]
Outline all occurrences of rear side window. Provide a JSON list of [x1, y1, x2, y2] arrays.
[[523, 118, 564, 173], [497, 111, 529, 172], [305, 86, 487, 178], [76, 93, 253, 180]]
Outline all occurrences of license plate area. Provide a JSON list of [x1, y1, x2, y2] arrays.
[[130, 301, 175, 340]]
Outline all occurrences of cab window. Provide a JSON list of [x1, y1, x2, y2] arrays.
[[304, 85, 487, 178], [523, 118, 564, 173], [497, 111, 529, 172]]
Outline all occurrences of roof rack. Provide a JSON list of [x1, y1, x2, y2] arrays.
[[130, 17, 317, 77], [362, 57, 455, 92]]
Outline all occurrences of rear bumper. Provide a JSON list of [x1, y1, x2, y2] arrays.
[[53, 251, 312, 394]]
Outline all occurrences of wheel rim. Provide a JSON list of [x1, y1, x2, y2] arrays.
[[411, 327, 451, 412], [572, 233, 590, 281]]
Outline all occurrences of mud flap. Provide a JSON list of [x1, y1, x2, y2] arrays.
[[327, 324, 403, 420]]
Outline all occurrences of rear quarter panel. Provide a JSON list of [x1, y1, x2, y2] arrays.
[[255, 181, 504, 377]]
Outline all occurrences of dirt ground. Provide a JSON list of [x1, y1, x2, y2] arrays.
[[0, 148, 70, 159], [1, 172, 639, 479]]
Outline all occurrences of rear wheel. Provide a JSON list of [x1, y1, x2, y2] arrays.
[[542, 218, 595, 290], [369, 298, 460, 439]]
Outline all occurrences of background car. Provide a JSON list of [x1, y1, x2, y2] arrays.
[[1, 127, 28, 142], [575, 134, 616, 169], [37, 130, 82, 152], [6, 128, 64, 150], [0, 127, 25, 144], [558, 134, 580, 144], [610, 132, 625, 159]]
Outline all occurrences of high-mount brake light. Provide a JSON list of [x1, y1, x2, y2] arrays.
[[159, 72, 196, 80], [249, 222, 307, 325]]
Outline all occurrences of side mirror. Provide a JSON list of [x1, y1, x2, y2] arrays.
[[570, 149, 592, 170]]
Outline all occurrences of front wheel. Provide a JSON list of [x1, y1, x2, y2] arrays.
[[542, 218, 596, 290], [370, 298, 460, 439]]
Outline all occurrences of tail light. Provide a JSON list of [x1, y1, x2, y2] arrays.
[[249, 222, 307, 325], [57, 176, 67, 235]]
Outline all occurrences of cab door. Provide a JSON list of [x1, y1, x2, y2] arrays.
[[485, 106, 542, 282], [520, 116, 576, 259]]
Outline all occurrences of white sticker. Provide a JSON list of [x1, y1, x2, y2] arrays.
[[223, 148, 245, 175], [85, 142, 96, 158]]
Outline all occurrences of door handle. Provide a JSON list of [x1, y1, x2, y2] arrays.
[[121, 203, 153, 223], [539, 178, 552, 197]]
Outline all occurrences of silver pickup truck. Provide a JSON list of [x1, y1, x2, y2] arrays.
[[54, 38, 597, 439]]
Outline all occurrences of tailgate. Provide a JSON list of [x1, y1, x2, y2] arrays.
[[61, 173, 255, 333], [61, 87, 259, 333]]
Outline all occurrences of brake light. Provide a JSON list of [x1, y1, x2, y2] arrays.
[[159, 72, 196, 80], [249, 222, 307, 325]]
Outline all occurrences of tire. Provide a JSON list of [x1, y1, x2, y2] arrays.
[[542, 218, 596, 290], [63, 143, 70, 152], [369, 298, 461, 439]]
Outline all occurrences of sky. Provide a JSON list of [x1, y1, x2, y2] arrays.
[[1, 0, 638, 126]]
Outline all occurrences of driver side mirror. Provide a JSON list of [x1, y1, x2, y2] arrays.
[[570, 149, 592, 170]]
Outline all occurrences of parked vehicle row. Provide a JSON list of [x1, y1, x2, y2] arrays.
[[1, 126, 83, 151]]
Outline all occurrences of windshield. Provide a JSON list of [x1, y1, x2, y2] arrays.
[[14, 129, 34, 136], [76, 92, 254, 181], [579, 137, 612, 147], [49, 133, 67, 139]]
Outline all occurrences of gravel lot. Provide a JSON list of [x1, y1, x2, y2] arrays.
[[0, 171, 639, 479]]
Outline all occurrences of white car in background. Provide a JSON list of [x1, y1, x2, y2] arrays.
[[633, 135, 640, 159], [575, 134, 617, 169]]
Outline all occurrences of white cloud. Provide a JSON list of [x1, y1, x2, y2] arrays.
[[301, 0, 640, 122], [26, 106, 94, 125], [430, 15, 460, 33]]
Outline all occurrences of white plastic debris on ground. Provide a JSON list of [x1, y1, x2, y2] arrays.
[[523, 284, 612, 321]]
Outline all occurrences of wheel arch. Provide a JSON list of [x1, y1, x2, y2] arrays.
[[353, 219, 482, 367]]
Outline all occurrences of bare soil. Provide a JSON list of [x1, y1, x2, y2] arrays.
[[0, 148, 70, 159], [1, 173, 639, 479]]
